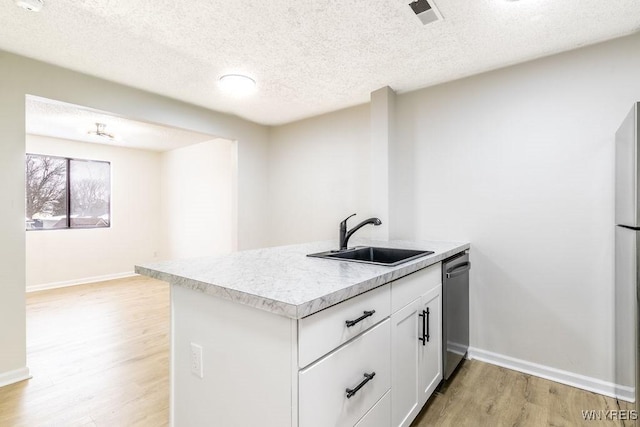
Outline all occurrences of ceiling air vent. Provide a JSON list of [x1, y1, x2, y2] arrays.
[[409, 0, 443, 25]]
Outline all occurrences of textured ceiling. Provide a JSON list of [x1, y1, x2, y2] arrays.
[[3, 0, 640, 125], [26, 96, 222, 152]]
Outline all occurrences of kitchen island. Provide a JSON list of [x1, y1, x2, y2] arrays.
[[136, 239, 469, 427]]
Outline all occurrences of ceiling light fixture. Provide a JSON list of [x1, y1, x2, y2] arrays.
[[219, 74, 257, 96], [87, 123, 117, 141], [15, 0, 44, 12]]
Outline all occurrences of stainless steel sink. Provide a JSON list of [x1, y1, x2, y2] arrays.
[[307, 246, 434, 266]]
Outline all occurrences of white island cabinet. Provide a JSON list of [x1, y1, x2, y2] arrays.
[[390, 264, 442, 427], [136, 240, 469, 427]]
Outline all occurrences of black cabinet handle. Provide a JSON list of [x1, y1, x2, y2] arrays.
[[346, 372, 376, 399], [426, 308, 430, 343], [418, 308, 430, 345], [345, 310, 375, 327]]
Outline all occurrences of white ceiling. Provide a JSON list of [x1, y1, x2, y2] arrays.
[[26, 96, 222, 152], [3, 0, 640, 126]]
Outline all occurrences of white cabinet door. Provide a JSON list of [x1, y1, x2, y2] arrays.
[[418, 284, 442, 407], [391, 298, 422, 427]]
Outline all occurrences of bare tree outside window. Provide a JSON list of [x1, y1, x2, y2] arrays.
[[70, 160, 110, 228], [25, 155, 67, 229], [25, 154, 110, 230]]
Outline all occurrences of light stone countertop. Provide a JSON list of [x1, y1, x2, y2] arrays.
[[135, 239, 470, 319]]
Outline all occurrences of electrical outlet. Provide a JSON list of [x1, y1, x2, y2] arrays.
[[190, 343, 204, 378]]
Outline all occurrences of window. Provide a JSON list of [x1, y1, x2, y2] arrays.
[[26, 154, 111, 230]]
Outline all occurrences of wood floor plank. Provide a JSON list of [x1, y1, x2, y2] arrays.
[[412, 360, 635, 427], [0, 276, 170, 427], [0, 276, 634, 427]]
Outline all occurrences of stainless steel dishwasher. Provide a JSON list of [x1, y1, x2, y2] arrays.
[[442, 251, 471, 380]]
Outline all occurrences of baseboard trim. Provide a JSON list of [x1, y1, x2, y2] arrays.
[[0, 367, 31, 388], [467, 347, 635, 403], [27, 272, 137, 293]]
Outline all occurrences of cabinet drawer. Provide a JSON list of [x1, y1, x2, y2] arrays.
[[299, 285, 390, 367], [299, 319, 391, 427], [391, 263, 441, 313], [355, 390, 391, 427]]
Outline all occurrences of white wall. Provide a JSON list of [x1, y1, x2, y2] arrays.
[[267, 105, 371, 246], [266, 32, 640, 389], [161, 139, 235, 259], [396, 32, 640, 384], [25, 135, 162, 289], [0, 66, 28, 386], [0, 50, 269, 383]]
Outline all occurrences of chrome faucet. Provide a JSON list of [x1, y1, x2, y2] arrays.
[[339, 214, 382, 250]]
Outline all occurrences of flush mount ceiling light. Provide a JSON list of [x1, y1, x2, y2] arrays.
[[15, 0, 44, 12], [219, 74, 257, 96], [87, 123, 117, 141]]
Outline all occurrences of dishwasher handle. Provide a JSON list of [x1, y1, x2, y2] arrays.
[[446, 262, 471, 278]]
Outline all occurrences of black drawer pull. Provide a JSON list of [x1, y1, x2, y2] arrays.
[[346, 372, 376, 399], [418, 308, 430, 345], [345, 310, 375, 327], [426, 308, 430, 342]]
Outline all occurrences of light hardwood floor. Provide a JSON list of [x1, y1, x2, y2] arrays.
[[0, 276, 633, 426], [0, 276, 170, 427], [412, 359, 634, 427]]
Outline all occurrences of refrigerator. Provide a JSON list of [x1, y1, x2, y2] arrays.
[[615, 102, 640, 415]]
